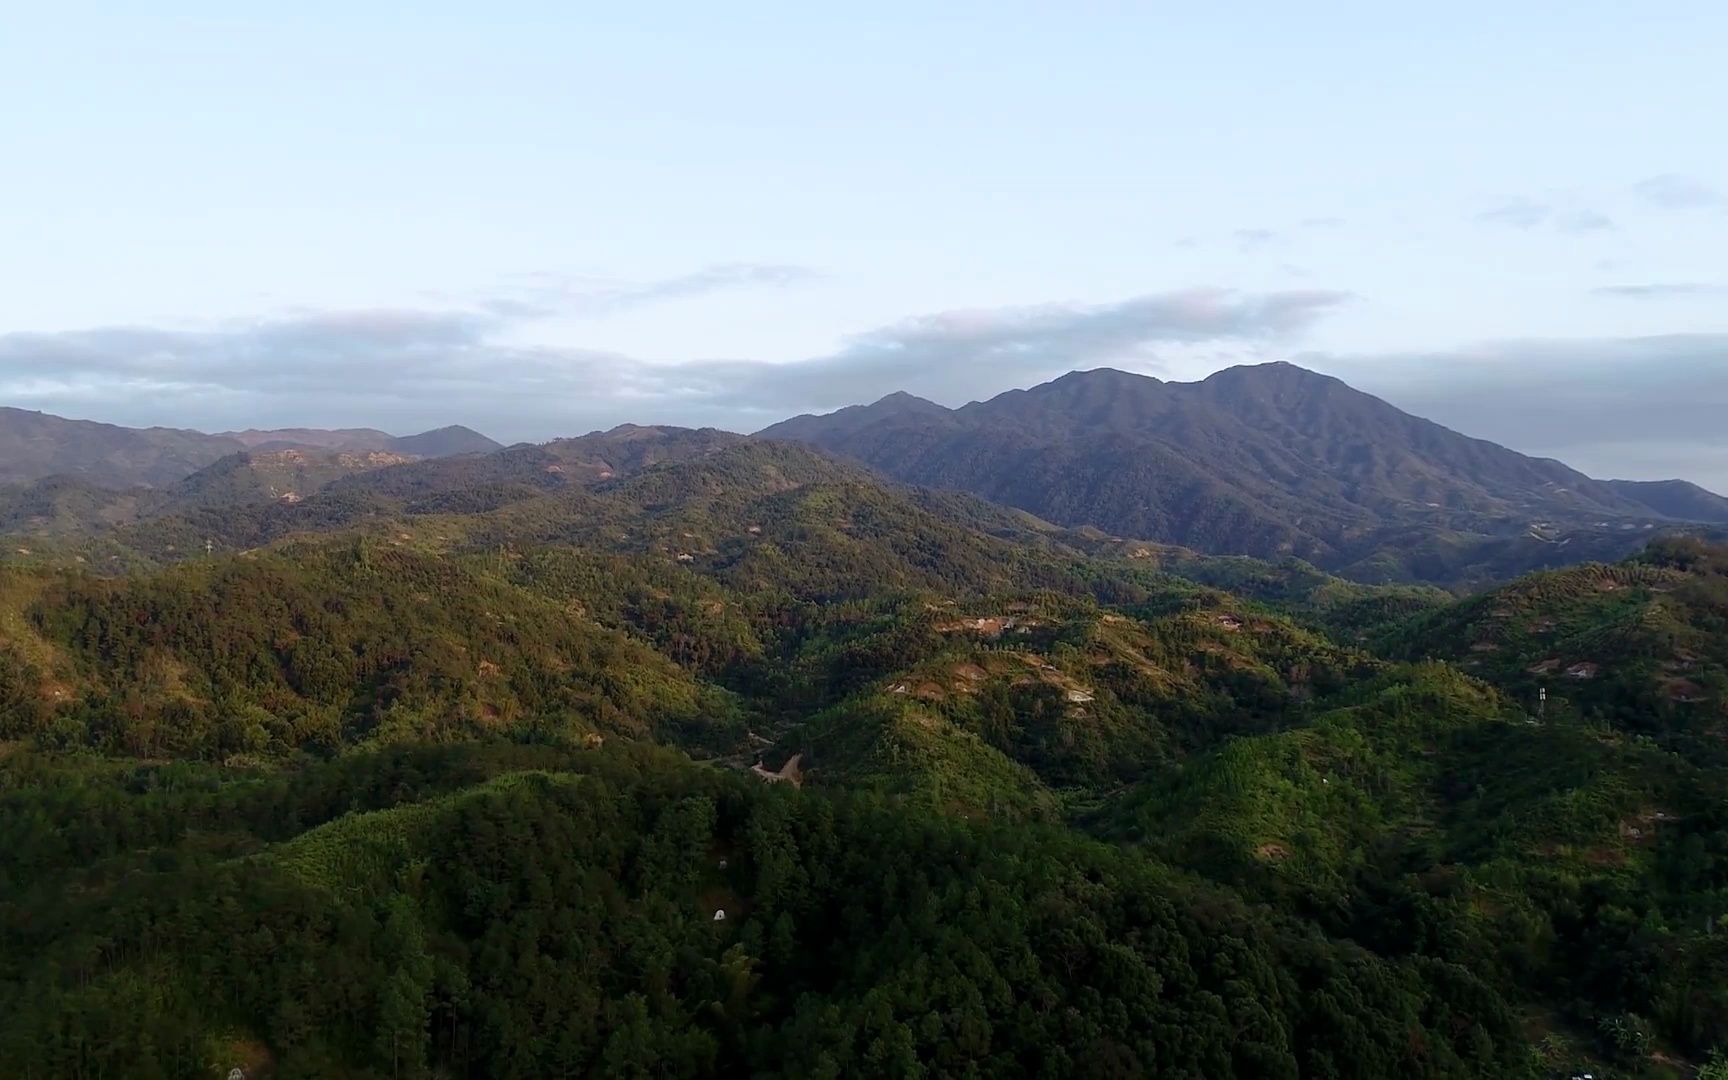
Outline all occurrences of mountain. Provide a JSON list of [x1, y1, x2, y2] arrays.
[[0, 407, 500, 490], [757, 389, 950, 443], [162, 448, 421, 510], [6, 421, 1728, 1072], [221, 425, 399, 451], [308, 424, 750, 513], [758, 362, 1724, 584], [0, 407, 244, 488], [222, 423, 501, 457], [1602, 477, 1728, 523], [387, 423, 501, 457], [0, 448, 439, 550]]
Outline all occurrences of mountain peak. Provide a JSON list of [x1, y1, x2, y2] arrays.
[[959, 367, 1172, 431], [743, 362, 1728, 575], [390, 425, 502, 457], [756, 389, 952, 442], [1193, 362, 1362, 415], [1201, 360, 1336, 386], [1053, 367, 1163, 386], [870, 390, 944, 410]]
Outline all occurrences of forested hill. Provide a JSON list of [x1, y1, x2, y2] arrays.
[[0, 406, 245, 488], [0, 744, 1530, 1078], [1384, 536, 1728, 753], [0, 424, 753, 559], [12, 391, 1726, 588], [0, 406, 499, 489], [4, 425, 1728, 1076], [758, 362, 1728, 585]]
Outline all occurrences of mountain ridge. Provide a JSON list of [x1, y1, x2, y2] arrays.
[[5, 413, 1728, 1072], [0, 408, 501, 490], [9, 362, 1724, 587], [756, 362, 1725, 582]]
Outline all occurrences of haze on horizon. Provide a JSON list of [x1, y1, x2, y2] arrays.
[[2, 3, 1726, 489]]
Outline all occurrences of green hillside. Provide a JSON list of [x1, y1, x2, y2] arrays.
[[0, 743, 1528, 1078], [4, 436, 1728, 1077], [1098, 660, 1728, 1074], [1385, 537, 1728, 752], [0, 544, 740, 758]]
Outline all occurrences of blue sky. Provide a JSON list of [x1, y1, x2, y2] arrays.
[[3, 3, 1726, 486]]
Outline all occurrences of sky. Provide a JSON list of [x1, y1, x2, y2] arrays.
[[2, 2, 1726, 488]]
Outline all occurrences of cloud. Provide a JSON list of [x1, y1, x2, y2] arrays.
[[1181, 218, 1342, 252], [1632, 174, 1726, 211], [1591, 283, 1727, 299], [1315, 333, 1728, 491], [0, 287, 1350, 440], [1557, 209, 1616, 233], [1233, 228, 1279, 252], [1475, 199, 1550, 229], [0, 310, 611, 424], [483, 262, 819, 319], [1476, 198, 1616, 236], [675, 287, 1350, 413]]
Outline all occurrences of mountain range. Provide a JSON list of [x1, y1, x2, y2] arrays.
[[5, 361, 1727, 588], [0, 406, 500, 489], [5, 370, 1728, 1074], [760, 362, 1728, 584]]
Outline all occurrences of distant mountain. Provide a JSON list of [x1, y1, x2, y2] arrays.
[[319, 424, 747, 505], [0, 407, 500, 489], [220, 424, 501, 458], [0, 425, 765, 564], [758, 362, 1724, 583], [164, 448, 420, 510], [1601, 478, 1728, 523], [389, 424, 501, 457], [0, 407, 243, 488], [221, 426, 399, 451], [0, 448, 428, 549], [758, 391, 950, 443]]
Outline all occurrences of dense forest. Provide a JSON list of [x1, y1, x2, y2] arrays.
[[2, 433, 1728, 1077]]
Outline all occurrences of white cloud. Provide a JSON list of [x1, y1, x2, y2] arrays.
[[0, 287, 1350, 439], [484, 263, 821, 319], [1632, 174, 1727, 211], [1591, 283, 1726, 299], [1475, 199, 1550, 229], [1314, 333, 1728, 491], [1476, 199, 1616, 234]]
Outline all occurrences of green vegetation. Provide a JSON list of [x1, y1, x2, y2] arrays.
[[1386, 537, 1728, 757], [0, 743, 1527, 1078], [0, 544, 739, 758], [4, 434, 1728, 1076], [1098, 661, 1728, 1067]]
